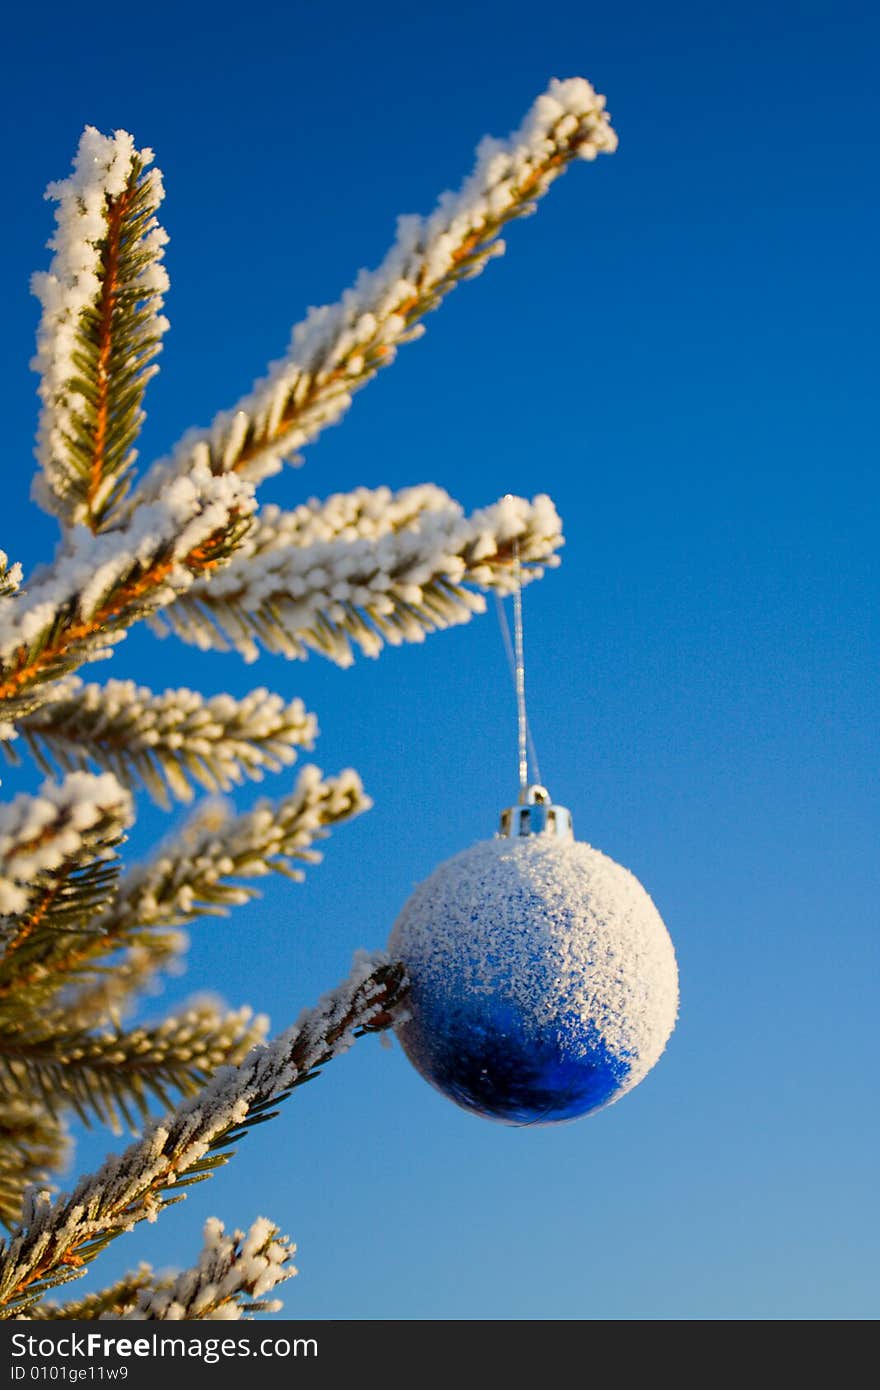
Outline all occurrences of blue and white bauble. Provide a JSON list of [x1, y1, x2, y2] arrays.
[[388, 787, 678, 1126]]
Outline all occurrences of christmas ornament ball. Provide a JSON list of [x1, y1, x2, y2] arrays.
[[388, 790, 678, 1125]]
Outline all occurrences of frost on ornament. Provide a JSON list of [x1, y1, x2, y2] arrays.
[[388, 788, 678, 1126]]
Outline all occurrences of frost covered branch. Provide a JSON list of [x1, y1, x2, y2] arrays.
[[100, 766, 370, 932], [32, 129, 169, 532], [0, 463, 254, 719], [238, 484, 456, 552], [14, 680, 317, 807], [21, 1267, 156, 1319], [155, 491, 563, 665], [26, 1217, 295, 1320], [49, 941, 186, 1035], [115, 1216, 296, 1319], [0, 952, 406, 1314], [0, 1100, 68, 1231], [0, 772, 130, 920], [0, 1003, 268, 1135], [144, 77, 616, 488], [0, 772, 133, 1069], [0, 555, 23, 604], [0, 768, 366, 1030], [66, 766, 367, 1021]]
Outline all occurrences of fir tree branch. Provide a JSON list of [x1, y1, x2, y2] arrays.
[[0, 925, 184, 1026], [99, 766, 371, 933], [14, 679, 317, 808], [0, 554, 23, 604], [0, 768, 367, 1020], [0, 1099, 69, 1232], [0, 1004, 268, 1135], [0, 463, 254, 720], [32, 129, 169, 532], [52, 939, 187, 1034], [235, 484, 457, 555], [0, 774, 130, 1033], [141, 78, 616, 489], [0, 772, 130, 920], [154, 491, 562, 665], [0, 857, 122, 994], [0, 953, 406, 1314], [26, 1219, 295, 1320], [115, 1216, 295, 1319], [21, 1266, 155, 1318]]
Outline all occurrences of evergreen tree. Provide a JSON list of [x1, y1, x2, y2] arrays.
[[0, 79, 616, 1319]]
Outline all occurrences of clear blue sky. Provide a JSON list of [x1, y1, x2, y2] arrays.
[[2, 0, 877, 1320]]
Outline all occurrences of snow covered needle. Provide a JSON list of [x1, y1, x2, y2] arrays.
[[32, 128, 169, 531], [148, 77, 617, 488]]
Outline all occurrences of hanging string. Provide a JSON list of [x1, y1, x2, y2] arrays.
[[512, 543, 529, 795], [495, 537, 542, 798]]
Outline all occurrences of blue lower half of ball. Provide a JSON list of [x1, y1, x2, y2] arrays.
[[397, 989, 632, 1125]]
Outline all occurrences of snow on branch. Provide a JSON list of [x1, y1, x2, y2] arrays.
[[24, 767, 368, 1033], [154, 491, 562, 665], [0, 1099, 69, 1232], [0, 769, 366, 1036], [101, 766, 371, 933], [115, 1216, 295, 1320], [25, 1217, 295, 1320], [14, 679, 317, 808], [51, 940, 187, 1035], [32, 128, 169, 532], [0, 952, 406, 1314], [144, 77, 616, 489], [234, 484, 456, 555], [21, 1267, 156, 1319], [0, 1002, 268, 1136], [0, 554, 23, 605], [0, 462, 254, 721], [0, 772, 131, 919]]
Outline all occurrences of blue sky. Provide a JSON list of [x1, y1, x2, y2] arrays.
[[2, 0, 877, 1319]]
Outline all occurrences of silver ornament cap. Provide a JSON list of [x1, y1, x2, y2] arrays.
[[498, 783, 573, 840]]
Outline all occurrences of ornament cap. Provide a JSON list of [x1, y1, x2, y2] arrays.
[[498, 784, 573, 840]]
